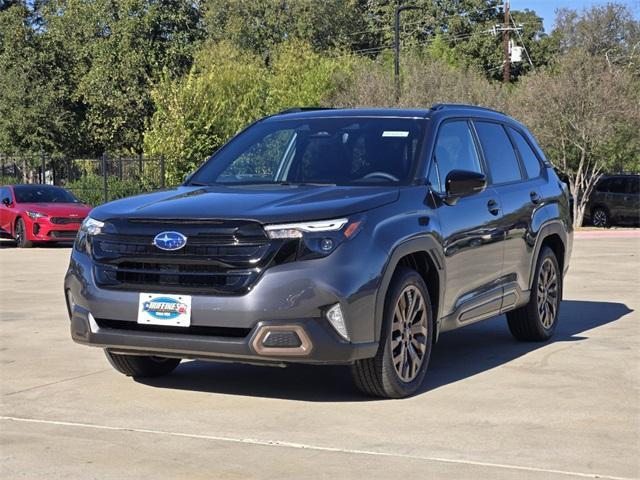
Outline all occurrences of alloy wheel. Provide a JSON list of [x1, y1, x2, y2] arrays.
[[593, 209, 607, 227], [537, 257, 559, 329], [391, 285, 428, 382]]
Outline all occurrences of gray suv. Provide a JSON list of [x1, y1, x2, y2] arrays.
[[65, 105, 573, 398], [586, 175, 640, 227]]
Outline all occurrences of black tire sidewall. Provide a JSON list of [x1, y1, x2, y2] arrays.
[[379, 267, 434, 398], [15, 218, 31, 248]]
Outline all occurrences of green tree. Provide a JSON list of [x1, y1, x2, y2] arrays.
[[555, 3, 640, 57], [143, 41, 356, 183], [41, 0, 204, 155], [0, 3, 79, 156], [333, 51, 505, 110], [510, 48, 639, 227], [203, 0, 371, 56]]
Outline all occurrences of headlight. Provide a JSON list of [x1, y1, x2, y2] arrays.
[[80, 216, 104, 236], [264, 218, 349, 239], [264, 216, 363, 260], [26, 210, 47, 219]]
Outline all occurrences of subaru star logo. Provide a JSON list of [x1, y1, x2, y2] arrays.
[[153, 231, 187, 251]]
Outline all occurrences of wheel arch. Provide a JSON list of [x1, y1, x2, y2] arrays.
[[528, 221, 568, 292], [374, 236, 445, 343], [13, 214, 23, 237]]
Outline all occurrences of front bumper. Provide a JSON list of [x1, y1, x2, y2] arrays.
[[69, 309, 376, 365], [65, 239, 384, 365], [26, 217, 80, 241]]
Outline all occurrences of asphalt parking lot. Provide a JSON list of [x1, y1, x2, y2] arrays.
[[1, 234, 639, 480]]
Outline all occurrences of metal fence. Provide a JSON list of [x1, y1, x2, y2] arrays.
[[0, 153, 166, 206]]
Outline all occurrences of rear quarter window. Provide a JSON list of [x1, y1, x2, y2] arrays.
[[509, 127, 542, 179]]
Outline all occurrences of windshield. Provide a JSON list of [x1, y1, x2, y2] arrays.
[[14, 185, 80, 204], [190, 117, 426, 186]]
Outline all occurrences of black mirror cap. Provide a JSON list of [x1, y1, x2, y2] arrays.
[[1, 197, 11, 206], [445, 170, 487, 198]]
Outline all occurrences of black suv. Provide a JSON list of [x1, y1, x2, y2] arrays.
[[586, 175, 640, 227], [65, 105, 573, 398]]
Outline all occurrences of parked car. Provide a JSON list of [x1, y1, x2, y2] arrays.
[[0, 184, 92, 247], [585, 174, 640, 227], [65, 105, 573, 398]]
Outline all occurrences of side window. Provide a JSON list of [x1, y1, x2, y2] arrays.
[[609, 178, 626, 194], [474, 121, 522, 184], [596, 179, 610, 192], [432, 120, 482, 193], [509, 128, 541, 179], [628, 177, 639, 194]]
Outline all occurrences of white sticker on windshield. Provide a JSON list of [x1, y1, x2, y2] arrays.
[[382, 131, 409, 137]]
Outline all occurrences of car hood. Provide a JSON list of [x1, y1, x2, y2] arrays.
[[18, 203, 92, 217], [90, 185, 400, 224]]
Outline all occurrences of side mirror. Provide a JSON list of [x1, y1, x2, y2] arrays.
[[443, 170, 486, 204], [1, 197, 11, 207]]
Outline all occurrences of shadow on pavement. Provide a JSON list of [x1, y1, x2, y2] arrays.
[[136, 299, 632, 402]]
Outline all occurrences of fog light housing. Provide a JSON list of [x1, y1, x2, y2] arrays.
[[326, 303, 349, 341], [262, 330, 302, 348]]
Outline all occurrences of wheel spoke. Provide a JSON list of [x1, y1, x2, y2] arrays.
[[411, 337, 426, 353], [391, 285, 430, 383], [393, 342, 406, 368], [405, 289, 416, 322], [393, 305, 404, 330], [410, 323, 427, 336]]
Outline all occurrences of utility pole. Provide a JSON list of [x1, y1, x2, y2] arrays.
[[503, 0, 510, 83], [394, 4, 421, 101]]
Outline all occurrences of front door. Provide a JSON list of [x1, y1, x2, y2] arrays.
[[428, 119, 505, 320]]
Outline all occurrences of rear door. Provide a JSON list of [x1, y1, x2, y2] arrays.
[[473, 121, 537, 299], [428, 119, 505, 320], [607, 177, 627, 220], [626, 177, 640, 222]]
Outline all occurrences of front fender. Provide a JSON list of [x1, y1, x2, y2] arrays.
[[373, 235, 445, 343]]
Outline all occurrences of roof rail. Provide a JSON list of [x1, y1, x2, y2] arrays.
[[430, 103, 505, 115], [277, 107, 336, 115]]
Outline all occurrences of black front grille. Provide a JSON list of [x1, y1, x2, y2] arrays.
[[95, 318, 251, 337], [51, 217, 84, 224], [92, 219, 282, 295], [49, 230, 78, 239]]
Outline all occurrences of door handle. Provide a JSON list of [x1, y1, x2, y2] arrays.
[[530, 191, 541, 204], [487, 199, 500, 216]]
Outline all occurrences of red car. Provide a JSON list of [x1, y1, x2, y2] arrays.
[[0, 184, 92, 247]]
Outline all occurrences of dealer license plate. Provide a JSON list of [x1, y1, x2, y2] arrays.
[[137, 293, 191, 327]]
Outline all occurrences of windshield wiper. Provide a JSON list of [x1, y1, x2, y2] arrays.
[[188, 181, 212, 186]]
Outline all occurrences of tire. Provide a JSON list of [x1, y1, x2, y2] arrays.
[[14, 218, 33, 248], [104, 350, 181, 377], [507, 246, 561, 341], [591, 207, 609, 228], [350, 266, 434, 398]]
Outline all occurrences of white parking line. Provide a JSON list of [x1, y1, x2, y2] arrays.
[[1, 415, 633, 480]]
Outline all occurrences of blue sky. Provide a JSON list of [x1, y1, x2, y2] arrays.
[[509, 0, 640, 32]]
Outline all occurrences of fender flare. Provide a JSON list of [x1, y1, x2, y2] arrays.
[[373, 236, 445, 342], [527, 220, 568, 288]]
